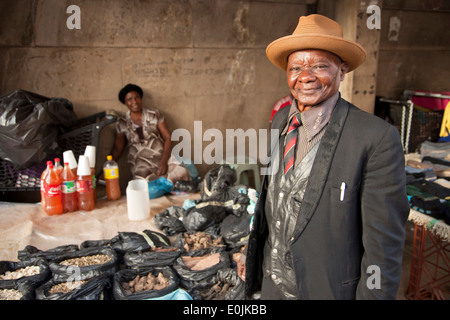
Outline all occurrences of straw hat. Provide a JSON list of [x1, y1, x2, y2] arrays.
[[266, 14, 366, 72]]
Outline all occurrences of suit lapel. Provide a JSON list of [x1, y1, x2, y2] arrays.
[[291, 98, 350, 241]]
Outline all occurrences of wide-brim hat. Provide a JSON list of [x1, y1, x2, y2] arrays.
[[266, 14, 366, 72]]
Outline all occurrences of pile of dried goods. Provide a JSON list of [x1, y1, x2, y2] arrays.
[[182, 232, 224, 252], [48, 280, 87, 294], [122, 272, 170, 295], [0, 265, 40, 280], [59, 254, 111, 267], [181, 252, 220, 271], [232, 246, 246, 265], [199, 280, 234, 300], [0, 289, 23, 300]]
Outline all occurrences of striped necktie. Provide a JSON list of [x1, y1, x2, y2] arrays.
[[283, 114, 301, 176]]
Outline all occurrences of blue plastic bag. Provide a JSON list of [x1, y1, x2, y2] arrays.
[[175, 156, 199, 179], [148, 177, 173, 199], [145, 288, 193, 300]]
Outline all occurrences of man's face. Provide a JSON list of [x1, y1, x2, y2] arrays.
[[287, 50, 348, 111]]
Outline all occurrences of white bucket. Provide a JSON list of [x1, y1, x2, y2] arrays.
[[126, 179, 150, 221]]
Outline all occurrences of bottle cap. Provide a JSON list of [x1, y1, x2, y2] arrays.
[[84, 145, 96, 168], [107, 155, 112, 161], [63, 150, 78, 169], [77, 155, 92, 176]]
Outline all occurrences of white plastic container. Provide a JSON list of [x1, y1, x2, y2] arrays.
[[63, 150, 78, 173], [126, 179, 150, 221], [84, 145, 96, 168]]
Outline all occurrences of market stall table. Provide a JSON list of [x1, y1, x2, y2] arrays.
[[406, 208, 450, 300], [0, 193, 200, 262]]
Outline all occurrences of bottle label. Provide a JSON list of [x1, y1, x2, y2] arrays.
[[62, 180, 76, 194], [44, 184, 61, 197], [104, 168, 119, 179], [76, 180, 93, 193]]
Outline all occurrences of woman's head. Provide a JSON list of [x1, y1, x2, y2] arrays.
[[118, 83, 143, 104]]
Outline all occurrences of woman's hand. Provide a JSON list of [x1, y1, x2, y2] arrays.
[[157, 161, 168, 176]]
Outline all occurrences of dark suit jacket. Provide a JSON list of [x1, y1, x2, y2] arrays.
[[245, 97, 410, 299]]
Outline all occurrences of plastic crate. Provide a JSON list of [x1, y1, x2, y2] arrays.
[[0, 112, 116, 200], [408, 108, 443, 153]]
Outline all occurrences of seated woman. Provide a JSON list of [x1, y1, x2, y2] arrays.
[[111, 83, 189, 182]]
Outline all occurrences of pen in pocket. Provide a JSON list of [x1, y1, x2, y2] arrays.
[[340, 182, 346, 201]]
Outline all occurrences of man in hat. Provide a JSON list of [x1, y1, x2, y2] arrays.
[[240, 14, 409, 299]]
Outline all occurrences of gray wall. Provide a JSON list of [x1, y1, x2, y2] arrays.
[[1, 0, 449, 179], [377, 0, 450, 98], [0, 0, 312, 177]]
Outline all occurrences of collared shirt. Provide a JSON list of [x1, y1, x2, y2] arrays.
[[282, 91, 340, 165]]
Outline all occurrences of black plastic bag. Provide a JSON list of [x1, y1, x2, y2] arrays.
[[35, 272, 111, 300], [220, 213, 251, 248], [201, 165, 236, 200], [228, 186, 251, 216], [112, 266, 180, 300], [189, 268, 244, 300], [123, 247, 183, 269], [49, 247, 118, 282], [216, 268, 245, 300], [183, 204, 228, 233], [205, 184, 250, 208], [17, 244, 79, 261], [79, 239, 111, 250], [0, 89, 77, 168], [0, 258, 51, 290], [109, 230, 171, 255], [173, 249, 230, 289], [173, 179, 201, 193], [153, 206, 187, 236], [185, 274, 219, 298], [0, 277, 37, 300]]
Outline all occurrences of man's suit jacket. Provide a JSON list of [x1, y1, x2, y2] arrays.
[[245, 97, 410, 299]]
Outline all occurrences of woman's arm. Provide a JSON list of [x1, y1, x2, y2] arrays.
[[111, 132, 126, 161], [156, 120, 172, 176]]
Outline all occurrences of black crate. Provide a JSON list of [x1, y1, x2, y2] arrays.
[[408, 108, 443, 153], [0, 112, 116, 201]]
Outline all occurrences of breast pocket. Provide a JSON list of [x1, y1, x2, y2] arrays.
[[329, 181, 360, 229], [331, 182, 359, 205]]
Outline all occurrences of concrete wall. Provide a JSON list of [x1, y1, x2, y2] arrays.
[[376, 0, 450, 99], [329, 0, 382, 114], [2, 0, 447, 181], [0, 0, 311, 178]]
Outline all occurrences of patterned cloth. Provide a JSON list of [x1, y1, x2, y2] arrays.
[[116, 108, 165, 180]]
